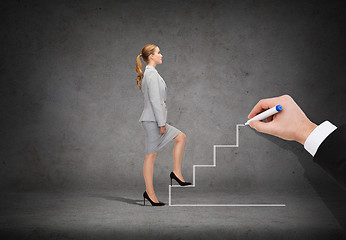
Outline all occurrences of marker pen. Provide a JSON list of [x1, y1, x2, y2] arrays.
[[245, 105, 283, 126]]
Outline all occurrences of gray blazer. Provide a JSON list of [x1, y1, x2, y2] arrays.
[[139, 65, 167, 127]]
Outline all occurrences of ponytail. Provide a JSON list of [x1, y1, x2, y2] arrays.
[[135, 44, 157, 90], [135, 54, 143, 90]]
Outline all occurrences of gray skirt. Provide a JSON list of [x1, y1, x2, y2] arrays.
[[141, 121, 181, 155]]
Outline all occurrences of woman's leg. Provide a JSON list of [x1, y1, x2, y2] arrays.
[[143, 152, 159, 203], [173, 132, 187, 181]]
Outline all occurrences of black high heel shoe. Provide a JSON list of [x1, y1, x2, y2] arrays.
[[170, 172, 192, 186], [143, 191, 165, 206]]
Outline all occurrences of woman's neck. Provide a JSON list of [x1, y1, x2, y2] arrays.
[[147, 63, 157, 68]]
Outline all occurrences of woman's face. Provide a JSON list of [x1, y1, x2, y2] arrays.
[[150, 47, 163, 65]]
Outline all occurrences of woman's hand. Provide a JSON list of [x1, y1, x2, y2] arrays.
[[159, 126, 166, 134]]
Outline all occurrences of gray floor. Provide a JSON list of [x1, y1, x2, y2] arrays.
[[1, 187, 345, 240]]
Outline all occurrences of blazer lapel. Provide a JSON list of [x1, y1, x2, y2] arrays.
[[145, 65, 167, 89], [159, 75, 167, 89]]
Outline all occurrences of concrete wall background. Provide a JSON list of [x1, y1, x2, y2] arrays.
[[1, 0, 346, 196]]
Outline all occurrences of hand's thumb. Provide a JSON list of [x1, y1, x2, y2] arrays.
[[249, 120, 272, 135]]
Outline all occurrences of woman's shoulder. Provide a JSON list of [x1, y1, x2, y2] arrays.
[[144, 69, 159, 80]]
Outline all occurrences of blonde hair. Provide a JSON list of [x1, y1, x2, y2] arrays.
[[135, 44, 158, 90]]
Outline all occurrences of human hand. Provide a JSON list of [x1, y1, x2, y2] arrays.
[[248, 95, 317, 145], [159, 126, 166, 134]]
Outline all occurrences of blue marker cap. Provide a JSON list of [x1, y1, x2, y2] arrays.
[[276, 105, 283, 112]]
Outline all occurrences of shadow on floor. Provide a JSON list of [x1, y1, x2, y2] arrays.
[[87, 193, 145, 206]]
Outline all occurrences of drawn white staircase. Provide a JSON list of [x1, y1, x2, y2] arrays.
[[168, 124, 286, 207]]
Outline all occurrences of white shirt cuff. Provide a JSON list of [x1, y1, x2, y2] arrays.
[[304, 121, 337, 157]]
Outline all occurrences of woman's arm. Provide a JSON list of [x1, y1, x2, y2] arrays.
[[147, 72, 166, 128]]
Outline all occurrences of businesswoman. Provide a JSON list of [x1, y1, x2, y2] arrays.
[[135, 44, 191, 206]]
